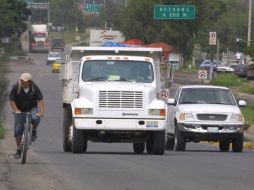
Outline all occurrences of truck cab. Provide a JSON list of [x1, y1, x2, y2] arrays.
[[60, 47, 174, 155]]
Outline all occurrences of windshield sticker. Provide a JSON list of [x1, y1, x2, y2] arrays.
[[108, 75, 120, 80]]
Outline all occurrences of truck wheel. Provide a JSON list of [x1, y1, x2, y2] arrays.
[[152, 130, 165, 155], [232, 133, 243, 152], [133, 143, 145, 154], [146, 136, 153, 154], [63, 108, 72, 152], [175, 127, 186, 151], [219, 141, 230, 152], [165, 136, 175, 150], [72, 126, 85, 154]]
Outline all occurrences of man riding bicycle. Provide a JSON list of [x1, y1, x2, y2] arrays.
[[9, 73, 45, 159]]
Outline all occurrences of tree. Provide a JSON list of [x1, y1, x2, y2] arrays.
[[0, 0, 30, 40], [112, 0, 227, 63]]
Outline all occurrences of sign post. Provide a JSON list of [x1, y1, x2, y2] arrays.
[[154, 5, 195, 20]]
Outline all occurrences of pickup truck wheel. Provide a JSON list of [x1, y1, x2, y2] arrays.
[[72, 126, 85, 154], [165, 136, 175, 150], [219, 141, 230, 152], [63, 108, 72, 152], [133, 143, 145, 154], [175, 127, 186, 151], [232, 133, 243, 152], [152, 130, 165, 155]]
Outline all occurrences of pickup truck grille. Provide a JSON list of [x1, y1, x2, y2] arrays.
[[99, 91, 143, 108], [197, 114, 227, 121]]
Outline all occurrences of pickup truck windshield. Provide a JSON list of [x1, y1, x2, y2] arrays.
[[82, 60, 154, 83], [179, 88, 236, 105]]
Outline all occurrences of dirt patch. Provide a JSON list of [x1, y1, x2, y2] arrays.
[[0, 127, 75, 190]]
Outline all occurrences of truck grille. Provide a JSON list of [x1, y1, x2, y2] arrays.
[[197, 114, 227, 121], [99, 91, 143, 108], [37, 41, 45, 47]]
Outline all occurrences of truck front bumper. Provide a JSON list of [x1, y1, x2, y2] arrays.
[[73, 117, 166, 131]]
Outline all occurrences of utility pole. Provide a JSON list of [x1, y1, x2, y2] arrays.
[[247, 0, 252, 47]]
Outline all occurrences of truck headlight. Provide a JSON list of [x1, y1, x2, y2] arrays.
[[148, 109, 165, 116], [230, 113, 244, 122], [75, 108, 93, 115], [179, 113, 194, 121]]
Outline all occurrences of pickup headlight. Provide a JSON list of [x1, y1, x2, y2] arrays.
[[179, 113, 194, 121], [148, 109, 165, 116], [230, 113, 244, 122], [75, 108, 93, 115]]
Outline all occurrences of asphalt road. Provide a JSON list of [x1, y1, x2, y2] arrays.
[[2, 50, 254, 190]]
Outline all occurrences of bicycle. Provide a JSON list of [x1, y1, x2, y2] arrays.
[[18, 112, 33, 164], [15, 112, 40, 164]]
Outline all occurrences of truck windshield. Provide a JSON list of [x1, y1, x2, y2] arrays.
[[179, 88, 236, 105], [82, 60, 154, 83]]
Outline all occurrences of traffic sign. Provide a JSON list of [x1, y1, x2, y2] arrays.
[[161, 89, 169, 100], [209, 32, 217, 45], [84, 4, 102, 14], [198, 70, 207, 80], [154, 5, 195, 20]]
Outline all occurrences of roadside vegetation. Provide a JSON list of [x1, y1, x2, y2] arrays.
[[0, 56, 8, 139]]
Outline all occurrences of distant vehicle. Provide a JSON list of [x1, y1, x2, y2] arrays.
[[29, 24, 49, 53], [216, 64, 234, 73], [167, 85, 246, 152], [51, 60, 61, 73], [199, 60, 219, 71], [46, 51, 61, 65], [234, 64, 247, 77], [51, 39, 65, 51]]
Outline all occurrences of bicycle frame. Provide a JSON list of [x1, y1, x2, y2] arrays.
[[20, 112, 33, 164]]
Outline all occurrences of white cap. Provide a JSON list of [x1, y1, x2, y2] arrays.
[[20, 73, 32, 82]]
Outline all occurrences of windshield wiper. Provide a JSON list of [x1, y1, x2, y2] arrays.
[[86, 77, 106, 81], [180, 101, 197, 104]]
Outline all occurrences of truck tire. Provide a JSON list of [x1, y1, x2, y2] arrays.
[[219, 141, 230, 152], [175, 127, 186, 151], [133, 143, 145, 154], [146, 136, 153, 154], [63, 108, 72, 152], [152, 130, 165, 155], [232, 133, 243, 152], [165, 136, 175, 150], [72, 126, 85, 154]]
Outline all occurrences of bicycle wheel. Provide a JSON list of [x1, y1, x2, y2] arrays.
[[21, 123, 30, 164]]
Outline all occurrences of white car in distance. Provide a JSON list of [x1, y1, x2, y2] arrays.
[[166, 85, 246, 152]]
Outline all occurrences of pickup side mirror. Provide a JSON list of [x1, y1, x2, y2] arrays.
[[238, 100, 246, 107], [167, 98, 176, 106]]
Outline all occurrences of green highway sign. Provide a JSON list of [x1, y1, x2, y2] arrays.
[[154, 5, 195, 20], [84, 4, 102, 14]]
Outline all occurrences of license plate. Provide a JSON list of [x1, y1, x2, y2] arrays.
[[146, 121, 158, 128], [207, 127, 219, 133]]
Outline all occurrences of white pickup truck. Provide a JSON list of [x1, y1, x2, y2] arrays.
[[167, 85, 246, 152], [60, 46, 173, 155]]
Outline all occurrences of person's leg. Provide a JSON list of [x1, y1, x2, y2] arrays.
[[14, 113, 26, 159], [30, 107, 41, 141]]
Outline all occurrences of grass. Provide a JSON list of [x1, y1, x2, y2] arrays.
[[241, 104, 254, 127], [210, 73, 246, 87], [239, 83, 254, 95], [0, 125, 4, 139]]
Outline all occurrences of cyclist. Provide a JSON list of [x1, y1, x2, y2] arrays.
[[9, 73, 45, 159]]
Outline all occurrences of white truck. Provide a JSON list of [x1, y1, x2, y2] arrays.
[[89, 29, 125, 47], [60, 46, 173, 155], [29, 24, 49, 52]]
